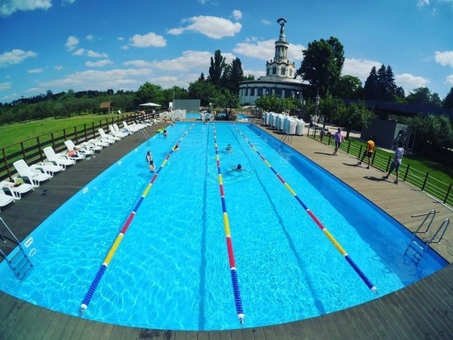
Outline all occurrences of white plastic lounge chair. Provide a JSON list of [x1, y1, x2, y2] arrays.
[[64, 140, 92, 158], [113, 123, 130, 136], [122, 121, 143, 133], [99, 128, 120, 142], [30, 162, 64, 177], [13, 159, 51, 187], [0, 178, 34, 200], [0, 190, 15, 211], [109, 125, 128, 138], [43, 146, 76, 168], [83, 140, 104, 151]]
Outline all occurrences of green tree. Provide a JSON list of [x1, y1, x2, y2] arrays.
[[335, 101, 373, 138], [363, 66, 378, 100], [296, 37, 344, 97], [208, 50, 226, 89], [406, 87, 435, 106], [407, 114, 453, 154], [376, 65, 397, 101], [255, 94, 286, 112], [188, 80, 219, 107], [134, 82, 165, 107], [443, 87, 453, 110], [335, 75, 362, 99]]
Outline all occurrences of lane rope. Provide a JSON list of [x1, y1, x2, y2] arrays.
[[80, 124, 194, 314], [233, 124, 378, 294], [213, 123, 245, 324]]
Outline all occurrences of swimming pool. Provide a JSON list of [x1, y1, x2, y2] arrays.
[[0, 122, 447, 331]]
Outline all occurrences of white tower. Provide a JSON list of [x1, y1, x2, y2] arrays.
[[264, 18, 295, 79]]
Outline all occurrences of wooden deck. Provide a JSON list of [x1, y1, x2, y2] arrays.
[[0, 120, 452, 340]]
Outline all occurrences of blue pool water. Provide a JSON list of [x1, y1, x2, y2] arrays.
[[0, 122, 447, 331]]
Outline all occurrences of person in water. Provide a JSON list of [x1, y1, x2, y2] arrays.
[[163, 129, 168, 137], [232, 164, 244, 171], [226, 144, 232, 153], [173, 144, 179, 151], [149, 160, 156, 172]]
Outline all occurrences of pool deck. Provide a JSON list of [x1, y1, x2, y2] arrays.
[[1, 120, 453, 340]]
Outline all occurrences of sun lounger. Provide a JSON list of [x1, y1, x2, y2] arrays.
[[13, 159, 51, 187], [0, 178, 34, 200], [0, 190, 15, 211], [30, 162, 64, 178], [99, 128, 120, 142], [109, 125, 128, 138], [64, 140, 91, 159], [43, 146, 76, 168]]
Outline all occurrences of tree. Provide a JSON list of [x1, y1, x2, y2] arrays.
[[443, 87, 453, 110], [228, 58, 244, 94], [363, 66, 378, 100], [407, 114, 453, 155], [296, 37, 344, 97], [335, 75, 362, 99], [406, 87, 439, 107], [208, 50, 226, 89], [134, 82, 165, 106], [335, 101, 374, 138], [255, 94, 286, 112], [188, 80, 219, 107]]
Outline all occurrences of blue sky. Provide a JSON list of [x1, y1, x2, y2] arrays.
[[1, 0, 452, 103]]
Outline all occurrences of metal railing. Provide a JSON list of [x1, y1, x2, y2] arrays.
[[307, 127, 453, 209]]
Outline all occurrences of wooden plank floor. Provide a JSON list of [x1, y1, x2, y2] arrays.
[[0, 120, 452, 340]]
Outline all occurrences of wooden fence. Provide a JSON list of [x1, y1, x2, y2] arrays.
[[0, 113, 151, 181]]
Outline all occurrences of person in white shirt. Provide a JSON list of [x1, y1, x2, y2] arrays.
[[383, 142, 404, 184]]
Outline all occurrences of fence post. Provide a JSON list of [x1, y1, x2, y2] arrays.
[[37, 137, 43, 162], [444, 183, 452, 204], [21, 141, 26, 160], [358, 145, 363, 160], [84, 124, 87, 141], [371, 150, 376, 166], [386, 157, 391, 172], [403, 163, 410, 182], [421, 172, 429, 191], [74, 126, 78, 144], [346, 140, 351, 154]]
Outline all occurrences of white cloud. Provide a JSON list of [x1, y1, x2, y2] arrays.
[[86, 35, 94, 41], [434, 51, 453, 67], [233, 39, 304, 61], [66, 36, 79, 51], [168, 16, 242, 39], [446, 74, 453, 85], [129, 32, 166, 48], [198, 0, 207, 4], [232, 10, 242, 21], [149, 51, 213, 71], [343, 58, 382, 81], [117, 37, 125, 41], [72, 49, 108, 58], [62, 0, 76, 5], [243, 69, 266, 79], [262, 19, 271, 25], [0, 82, 12, 92], [0, 0, 52, 17], [54, 65, 63, 70], [85, 59, 113, 67], [0, 49, 38, 67], [28, 68, 44, 73], [417, 0, 430, 7], [39, 68, 151, 92], [395, 73, 430, 90], [123, 60, 153, 68]]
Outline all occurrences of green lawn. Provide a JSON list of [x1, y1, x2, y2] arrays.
[[0, 113, 129, 149]]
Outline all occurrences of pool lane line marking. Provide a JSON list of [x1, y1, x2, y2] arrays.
[[80, 124, 194, 315], [232, 124, 378, 294], [212, 123, 245, 324]]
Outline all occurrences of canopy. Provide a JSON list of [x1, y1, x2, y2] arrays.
[[139, 102, 161, 107]]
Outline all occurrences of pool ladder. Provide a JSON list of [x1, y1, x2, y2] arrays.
[[0, 218, 33, 280], [138, 128, 150, 143], [404, 209, 450, 265]]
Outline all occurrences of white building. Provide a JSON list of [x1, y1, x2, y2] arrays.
[[239, 18, 307, 106]]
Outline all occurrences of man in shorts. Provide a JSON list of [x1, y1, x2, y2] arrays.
[[358, 136, 375, 169], [383, 142, 404, 184]]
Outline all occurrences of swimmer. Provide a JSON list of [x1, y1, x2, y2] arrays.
[[232, 164, 244, 171], [163, 129, 168, 137], [145, 151, 153, 162], [149, 160, 156, 172], [226, 144, 232, 153], [173, 144, 180, 151]]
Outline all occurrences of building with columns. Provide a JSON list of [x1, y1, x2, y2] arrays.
[[239, 18, 307, 106]]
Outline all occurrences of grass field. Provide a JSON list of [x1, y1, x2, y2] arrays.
[[0, 113, 127, 148]]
